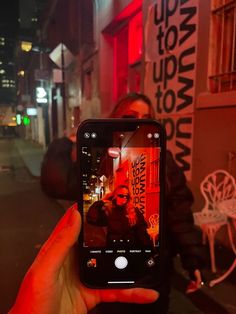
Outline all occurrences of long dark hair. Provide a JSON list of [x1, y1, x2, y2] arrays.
[[109, 92, 155, 119], [103, 185, 137, 226]]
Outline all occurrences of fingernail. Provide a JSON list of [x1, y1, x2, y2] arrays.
[[146, 290, 159, 301], [69, 203, 77, 212], [68, 208, 78, 226], [153, 291, 159, 300]]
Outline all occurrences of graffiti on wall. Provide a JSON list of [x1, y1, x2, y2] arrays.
[[144, 0, 198, 180], [131, 153, 147, 214]]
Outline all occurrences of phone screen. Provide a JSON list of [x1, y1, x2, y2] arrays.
[[77, 119, 165, 288]]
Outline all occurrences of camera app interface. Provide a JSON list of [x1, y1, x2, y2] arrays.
[[79, 122, 162, 284]]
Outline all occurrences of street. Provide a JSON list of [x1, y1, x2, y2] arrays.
[[0, 138, 65, 314]]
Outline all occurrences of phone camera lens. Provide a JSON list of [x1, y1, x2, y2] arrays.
[[84, 132, 90, 138], [91, 132, 97, 139]]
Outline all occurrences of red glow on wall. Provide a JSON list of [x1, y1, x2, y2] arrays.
[[113, 26, 128, 100], [129, 11, 142, 64], [113, 7, 143, 100], [114, 0, 142, 22]]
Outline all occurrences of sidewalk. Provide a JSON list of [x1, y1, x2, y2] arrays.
[[14, 138, 73, 209], [14, 138, 45, 177], [14, 137, 236, 313], [172, 251, 236, 314]]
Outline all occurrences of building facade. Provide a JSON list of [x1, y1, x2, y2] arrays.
[[35, 0, 236, 242]]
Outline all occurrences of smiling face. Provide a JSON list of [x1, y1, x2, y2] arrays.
[[114, 187, 129, 206]]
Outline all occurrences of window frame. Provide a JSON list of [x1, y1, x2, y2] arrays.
[[208, 0, 236, 93]]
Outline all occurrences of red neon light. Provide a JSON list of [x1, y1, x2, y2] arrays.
[[112, 1, 143, 100], [115, 0, 142, 22], [129, 11, 142, 64]]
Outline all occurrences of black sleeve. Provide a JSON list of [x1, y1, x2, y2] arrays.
[[40, 137, 79, 200], [166, 150, 207, 273], [135, 210, 152, 246], [86, 201, 108, 226]]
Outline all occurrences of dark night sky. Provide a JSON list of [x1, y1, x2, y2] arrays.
[[0, 1, 19, 36]]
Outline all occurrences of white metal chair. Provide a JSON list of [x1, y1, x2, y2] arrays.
[[209, 198, 236, 286], [193, 169, 236, 273]]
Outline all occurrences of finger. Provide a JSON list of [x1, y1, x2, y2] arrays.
[[98, 288, 159, 304], [48, 203, 78, 242], [35, 209, 81, 277], [36, 204, 78, 260], [194, 269, 202, 286]]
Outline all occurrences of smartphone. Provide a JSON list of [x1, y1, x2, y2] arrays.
[[76, 119, 166, 289]]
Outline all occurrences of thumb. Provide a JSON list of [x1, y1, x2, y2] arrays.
[[35, 208, 81, 276]]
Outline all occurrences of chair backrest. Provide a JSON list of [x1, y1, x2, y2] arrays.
[[149, 213, 159, 228], [200, 169, 236, 212]]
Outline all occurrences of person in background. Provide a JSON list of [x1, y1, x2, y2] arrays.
[[8, 204, 159, 314], [40, 94, 156, 199], [86, 184, 151, 247], [40, 93, 206, 313]]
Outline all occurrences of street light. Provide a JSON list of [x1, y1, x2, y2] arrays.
[[21, 41, 32, 52]]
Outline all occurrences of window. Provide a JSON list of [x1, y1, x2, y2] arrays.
[[128, 11, 143, 65], [208, 0, 236, 93], [114, 26, 129, 99], [113, 11, 143, 100], [0, 37, 5, 46]]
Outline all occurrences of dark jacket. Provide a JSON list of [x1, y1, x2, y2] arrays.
[[41, 137, 206, 313], [41, 138, 78, 200], [86, 200, 151, 247]]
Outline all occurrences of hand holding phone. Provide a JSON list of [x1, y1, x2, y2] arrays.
[[9, 205, 159, 314]]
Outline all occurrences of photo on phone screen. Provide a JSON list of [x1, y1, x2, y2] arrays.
[[77, 119, 165, 288]]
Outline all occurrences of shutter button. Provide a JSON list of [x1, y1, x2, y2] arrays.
[[114, 256, 128, 269]]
